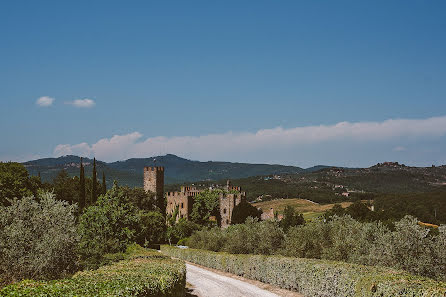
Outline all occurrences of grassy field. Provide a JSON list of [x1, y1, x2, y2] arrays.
[[253, 198, 353, 220]]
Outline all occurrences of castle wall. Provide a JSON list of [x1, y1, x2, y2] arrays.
[[166, 192, 193, 220], [220, 193, 245, 228], [143, 168, 245, 227]]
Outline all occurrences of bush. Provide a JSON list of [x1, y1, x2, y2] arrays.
[[282, 215, 446, 281], [1, 245, 186, 297], [77, 185, 140, 269], [166, 218, 201, 245], [0, 193, 78, 282], [188, 218, 284, 255], [161, 245, 446, 297], [187, 227, 226, 251]]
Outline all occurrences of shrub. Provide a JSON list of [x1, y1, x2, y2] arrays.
[[188, 218, 284, 255], [77, 185, 140, 269], [282, 215, 446, 281], [166, 218, 201, 245], [187, 227, 226, 251], [0, 193, 78, 282], [162, 245, 446, 297], [1, 245, 186, 297]]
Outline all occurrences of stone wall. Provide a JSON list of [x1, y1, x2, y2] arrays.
[[143, 167, 165, 212], [220, 193, 244, 228]]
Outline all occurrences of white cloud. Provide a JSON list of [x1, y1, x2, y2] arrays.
[[66, 98, 95, 108], [53, 115, 446, 165], [36, 96, 55, 107], [393, 146, 406, 152]]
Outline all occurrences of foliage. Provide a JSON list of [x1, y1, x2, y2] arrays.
[[280, 205, 305, 231], [1, 245, 186, 297], [0, 193, 78, 282], [53, 169, 80, 204], [374, 191, 446, 224], [162, 245, 446, 297], [79, 157, 86, 211], [0, 162, 39, 206], [187, 213, 446, 281], [190, 189, 220, 225], [188, 218, 284, 255], [91, 158, 98, 204], [166, 218, 201, 245], [282, 215, 446, 281], [77, 184, 140, 269], [101, 172, 106, 196], [135, 210, 166, 246], [231, 200, 262, 224], [123, 186, 157, 211]]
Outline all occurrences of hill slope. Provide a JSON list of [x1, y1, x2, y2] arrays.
[[23, 154, 306, 186]]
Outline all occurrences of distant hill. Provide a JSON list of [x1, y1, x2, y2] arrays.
[[164, 162, 446, 203], [22, 154, 307, 187]]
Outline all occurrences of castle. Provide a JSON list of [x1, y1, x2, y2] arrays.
[[143, 166, 246, 228]]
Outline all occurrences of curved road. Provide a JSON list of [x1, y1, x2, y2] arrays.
[[186, 263, 281, 297]]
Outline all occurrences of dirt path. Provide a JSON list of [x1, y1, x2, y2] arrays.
[[185, 263, 303, 297]]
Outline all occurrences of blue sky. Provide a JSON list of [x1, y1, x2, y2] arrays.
[[1, 1, 446, 167]]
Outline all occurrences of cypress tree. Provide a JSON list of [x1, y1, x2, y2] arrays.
[[91, 157, 97, 204], [102, 172, 106, 195], [79, 157, 86, 210]]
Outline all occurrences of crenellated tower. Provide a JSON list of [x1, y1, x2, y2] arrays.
[[144, 167, 165, 212]]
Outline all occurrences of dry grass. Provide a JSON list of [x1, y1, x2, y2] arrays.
[[253, 198, 353, 215]]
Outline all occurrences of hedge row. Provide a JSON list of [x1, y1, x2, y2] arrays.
[[1, 246, 186, 297], [161, 245, 446, 297]]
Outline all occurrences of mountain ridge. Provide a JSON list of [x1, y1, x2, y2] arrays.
[[23, 154, 311, 186]]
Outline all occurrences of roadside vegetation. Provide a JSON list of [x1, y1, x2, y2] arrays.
[[186, 213, 446, 282], [162, 245, 446, 297], [2, 245, 185, 297], [0, 161, 187, 296], [1, 160, 446, 296]]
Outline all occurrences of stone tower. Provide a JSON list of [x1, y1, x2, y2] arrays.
[[144, 167, 165, 212]]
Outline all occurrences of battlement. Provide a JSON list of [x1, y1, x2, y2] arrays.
[[144, 166, 164, 172], [227, 186, 242, 192]]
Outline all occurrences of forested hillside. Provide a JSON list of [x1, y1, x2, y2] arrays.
[[22, 154, 305, 185]]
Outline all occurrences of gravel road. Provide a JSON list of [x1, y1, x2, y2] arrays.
[[186, 263, 281, 297]]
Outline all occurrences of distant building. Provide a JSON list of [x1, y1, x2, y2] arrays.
[[144, 167, 246, 228]]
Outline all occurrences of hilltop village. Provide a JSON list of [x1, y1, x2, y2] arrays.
[[143, 166, 247, 227]]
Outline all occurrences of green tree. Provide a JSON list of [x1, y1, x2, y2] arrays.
[[324, 203, 345, 218], [79, 158, 86, 211], [102, 172, 106, 196], [91, 158, 97, 204], [0, 192, 78, 281], [231, 200, 262, 225], [0, 162, 33, 205], [77, 184, 139, 268], [122, 186, 156, 211], [166, 218, 200, 245], [53, 169, 79, 204], [345, 201, 375, 221], [190, 190, 220, 225], [135, 210, 166, 245], [280, 205, 305, 232]]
